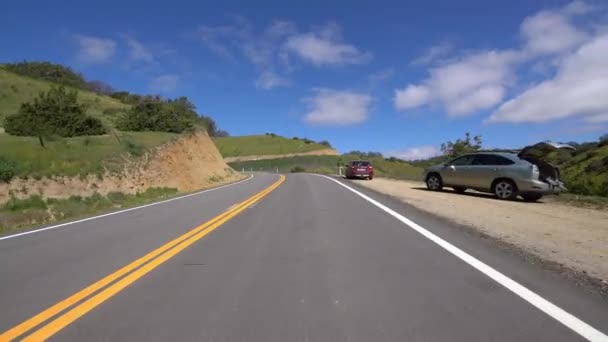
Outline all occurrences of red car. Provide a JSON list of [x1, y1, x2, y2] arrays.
[[345, 160, 374, 179]]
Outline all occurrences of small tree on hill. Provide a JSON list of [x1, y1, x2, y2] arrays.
[[4, 86, 105, 146], [440, 132, 482, 158]]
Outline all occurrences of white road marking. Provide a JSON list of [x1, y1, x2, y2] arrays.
[[316, 174, 608, 342], [0, 175, 255, 242]]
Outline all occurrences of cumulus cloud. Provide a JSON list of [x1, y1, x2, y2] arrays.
[[303, 89, 372, 126], [385, 146, 441, 161], [395, 1, 598, 118], [193, 20, 369, 88], [489, 34, 608, 123], [284, 23, 371, 66], [395, 50, 520, 115], [521, 8, 588, 55], [149, 74, 179, 92], [74, 35, 116, 64]]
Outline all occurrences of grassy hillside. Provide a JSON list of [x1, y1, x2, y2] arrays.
[[229, 154, 423, 180], [0, 68, 129, 127], [214, 135, 331, 157], [547, 142, 608, 196], [0, 131, 177, 179]]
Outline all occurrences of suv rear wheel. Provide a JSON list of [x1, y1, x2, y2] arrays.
[[426, 174, 443, 191], [493, 179, 517, 200]]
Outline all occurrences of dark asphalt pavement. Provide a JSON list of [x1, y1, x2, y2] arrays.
[[0, 173, 606, 341]]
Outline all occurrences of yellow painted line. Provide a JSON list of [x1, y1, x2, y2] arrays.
[[1, 175, 285, 342]]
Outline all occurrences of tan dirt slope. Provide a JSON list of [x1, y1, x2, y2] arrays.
[[0, 131, 243, 203], [353, 178, 608, 283], [223, 148, 338, 163]]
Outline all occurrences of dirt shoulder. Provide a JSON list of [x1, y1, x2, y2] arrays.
[[352, 178, 608, 285], [223, 148, 338, 163]]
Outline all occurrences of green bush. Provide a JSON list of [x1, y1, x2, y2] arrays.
[[107, 191, 128, 204], [0, 156, 17, 182], [290, 166, 306, 173], [116, 99, 196, 133], [4, 86, 106, 138], [318, 140, 332, 148]]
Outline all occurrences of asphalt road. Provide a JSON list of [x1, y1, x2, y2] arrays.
[[1, 173, 607, 341]]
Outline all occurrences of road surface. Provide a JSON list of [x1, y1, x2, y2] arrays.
[[1, 173, 607, 341]]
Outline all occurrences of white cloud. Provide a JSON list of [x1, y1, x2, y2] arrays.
[[394, 84, 431, 109], [303, 89, 372, 126], [385, 146, 441, 161], [255, 71, 290, 89], [395, 1, 600, 118], [412, 42, 453, 65], [284, 23, 371, 66], [122, 35, 154, 63], [74, 35, 116, 64], [395, 50, 520, 115], [149, 74, 179, 92], [489, 34, 608, 123], [521, 9, 587, 55]]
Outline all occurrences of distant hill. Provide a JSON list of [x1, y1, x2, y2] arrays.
[[228, 153, 423, 180], [214, 134, 335, 158], [0, 67, 128, 127]]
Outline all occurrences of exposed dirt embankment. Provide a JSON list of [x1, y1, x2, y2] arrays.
[[353, 178, 608, 285], [223, 148, 338, 163], [0, 132, 243, 203]]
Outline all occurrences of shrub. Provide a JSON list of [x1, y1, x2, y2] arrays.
[[290, 166, 306, 173], [0, 156, 17, 183], [318, 140, 332, 148], [4, 86, 106, 138], [116, 99, 195, 133]]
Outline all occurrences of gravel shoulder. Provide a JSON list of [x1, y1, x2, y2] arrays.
[[352, 178, 608, 284]]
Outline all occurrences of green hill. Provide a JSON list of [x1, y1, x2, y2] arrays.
[[229, 154, 423, 180], [0, 68, 128, 127], [547, 142, 608, 197], [214, 134, 332, 157]]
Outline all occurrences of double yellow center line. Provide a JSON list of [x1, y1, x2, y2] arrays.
[[1, 175, 285, 341]]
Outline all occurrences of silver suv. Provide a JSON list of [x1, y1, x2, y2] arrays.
[[423, 142, 574, 201]]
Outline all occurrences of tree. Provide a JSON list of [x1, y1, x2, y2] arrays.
[[117, 99, 194, 133], [4, 86, 105, 145], [440, 132, 482, 157], [318, 140, 332, 148]]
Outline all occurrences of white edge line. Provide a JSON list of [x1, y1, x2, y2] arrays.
[[316, 175, 608, 342], [0, 175, 255, 242]]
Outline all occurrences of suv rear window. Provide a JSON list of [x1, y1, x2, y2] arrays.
[[473, 154, 515, 166], [351, 161, 371, 167]]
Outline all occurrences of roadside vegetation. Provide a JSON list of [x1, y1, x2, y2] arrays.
[[229, 153, 423, 180], [214, 133, 332, 157], [0, 188, 178, 235], [0, 61, 230, 180], [0, 131, 177, 179]]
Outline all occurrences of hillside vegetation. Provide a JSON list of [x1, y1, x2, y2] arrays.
[[229, 154, 423, 180], [0, 68, 128, 126], [547, 141, 608, 197], [0, 131, 177, 180], [214, 134, 332, 157]]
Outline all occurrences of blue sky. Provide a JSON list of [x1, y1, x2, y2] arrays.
[[2, 0, 608, 158]]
